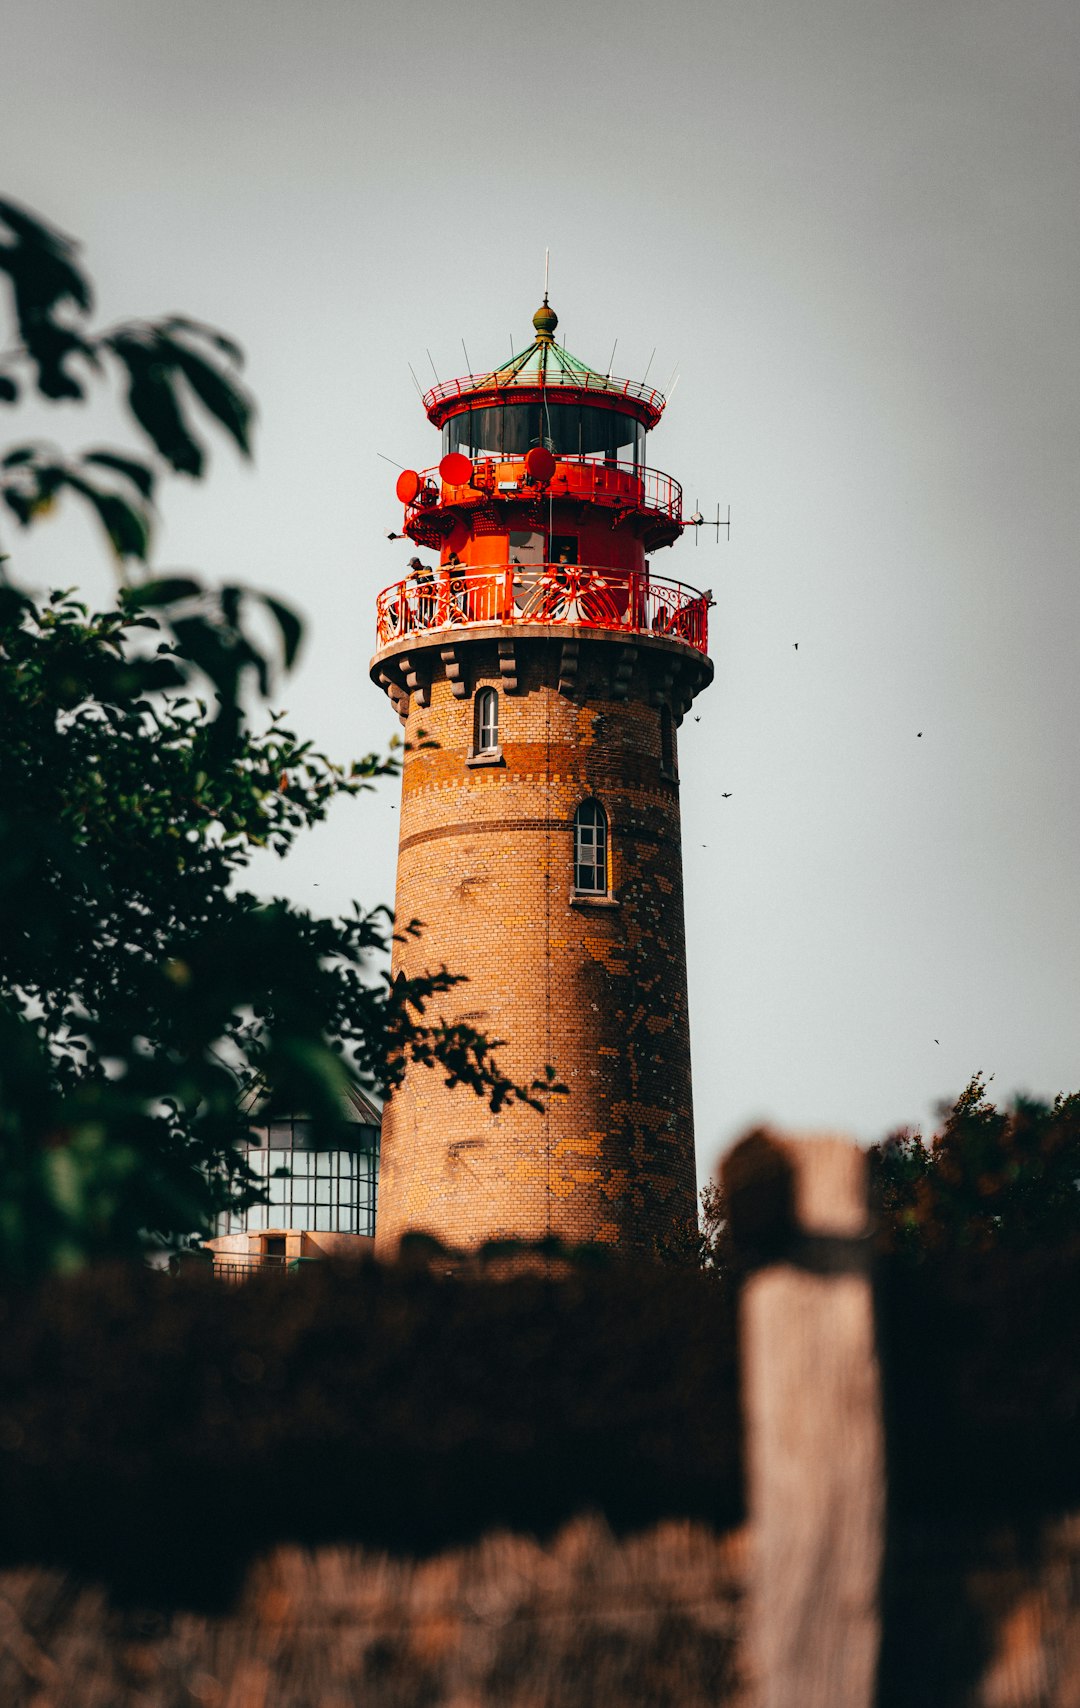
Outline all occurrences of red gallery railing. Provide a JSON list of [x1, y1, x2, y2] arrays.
[[421, 371, 667, 414], [375, 565, 710, 657], [403, 457, 683, 529]]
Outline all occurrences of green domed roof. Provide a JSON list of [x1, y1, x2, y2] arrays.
[[421, 300, 668, 429]]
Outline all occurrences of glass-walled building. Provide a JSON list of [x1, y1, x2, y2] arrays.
[[209, 1086, 380, 1275]]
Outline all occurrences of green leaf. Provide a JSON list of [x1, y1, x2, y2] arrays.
[[105, 333, 204, 476], [59, 469, 151, 560], [0, 586, 29, 628], [80, 451, 156, 500], [0, 198, 92, 312], [125, 577, 202, 609], [93, 492, 151, 559], [0, 374, 17, 403], [1, 487, 34, 526], [220, 584, 241, 628], [262, 596, 304, 670], [163, 335, 254, 458], [158, 316, 245, 367], [2, 446, 38, 468]]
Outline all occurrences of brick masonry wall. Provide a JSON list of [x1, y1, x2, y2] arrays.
[[373, 631, 709, 1255]]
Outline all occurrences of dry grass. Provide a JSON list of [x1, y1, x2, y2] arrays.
[[0, 1518, 749, 1708]]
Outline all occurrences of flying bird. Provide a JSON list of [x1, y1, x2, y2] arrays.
[[694, 716, 701, 722], [917, 732, 923, 738], [721, 792, 732, 799], [793, 642, 798, 650]]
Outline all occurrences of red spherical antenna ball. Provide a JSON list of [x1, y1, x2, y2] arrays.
[[395, 469, 420, 504], [439, 452, 473, 487], [525, 445, 556, 485]]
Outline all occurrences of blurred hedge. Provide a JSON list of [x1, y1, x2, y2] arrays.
[[0, 1258, 741, 1606], [3, 1233, 1078, 1613], [881, 1239, 1080, 1516]]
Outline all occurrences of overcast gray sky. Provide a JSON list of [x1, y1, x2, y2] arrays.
[[4, 0, 1078, 1179]]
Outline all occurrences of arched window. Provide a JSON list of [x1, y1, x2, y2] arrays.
[[574, 800, 608, 895], [474, 687, 499, 754]]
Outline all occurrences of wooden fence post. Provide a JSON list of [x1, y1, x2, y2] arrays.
[[723, 1131, 884, 1708]]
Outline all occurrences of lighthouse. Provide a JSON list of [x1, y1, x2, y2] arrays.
[[371, 297, 712, 1255]]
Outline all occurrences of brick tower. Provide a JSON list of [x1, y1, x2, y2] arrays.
[[370, 297, 712, 1255]]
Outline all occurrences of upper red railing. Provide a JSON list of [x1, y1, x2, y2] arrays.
[[403, 456, 683, 530], [374, 564, 710, 657], [422, 371, 666, 415]]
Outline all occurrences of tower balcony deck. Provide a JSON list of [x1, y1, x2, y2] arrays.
[[374, 563, 711, 658], [403, 455, 683, 549]]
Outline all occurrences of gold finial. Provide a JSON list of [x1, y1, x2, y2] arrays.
[[532, 296, 558, 344]]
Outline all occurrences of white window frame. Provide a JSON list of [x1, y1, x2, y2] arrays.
[[574, 799, 609, 895], [475, 686, 499, 753]]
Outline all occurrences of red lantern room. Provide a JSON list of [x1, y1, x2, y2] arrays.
[[376, 297, 709, 657], [370, 298, 713, 1258]]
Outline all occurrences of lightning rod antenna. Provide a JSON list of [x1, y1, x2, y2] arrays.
[[407, 362, 423, 397], [641, 347, 657, 386], [426, 348, 441, 385], [544, 247, 550, 301], [461, 338, 473, 374]]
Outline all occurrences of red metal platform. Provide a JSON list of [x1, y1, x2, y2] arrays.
[[375, 563, 710, 656]]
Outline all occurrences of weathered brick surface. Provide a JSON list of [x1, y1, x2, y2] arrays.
[[372, 631, 708, 1255]]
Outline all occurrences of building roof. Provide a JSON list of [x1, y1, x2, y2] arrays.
[[238, 1081, 382, 1129]]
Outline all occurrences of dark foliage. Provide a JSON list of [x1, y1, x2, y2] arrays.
[[0, 200, 252, 559], [0, 199, 552, 1276], [870, 1074, 1080, 1259], [879, 1236, 1080, 1518], [0, 1258, 742, 1608], [875, 1236, 1080, 1706]]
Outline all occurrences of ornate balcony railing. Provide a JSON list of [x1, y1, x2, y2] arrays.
[[375, 565, 710, 657], [404, 457, 683, 529], [422, 370, 666, 413]]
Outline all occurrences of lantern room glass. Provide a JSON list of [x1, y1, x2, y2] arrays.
[[443, 404, 643, 469]]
